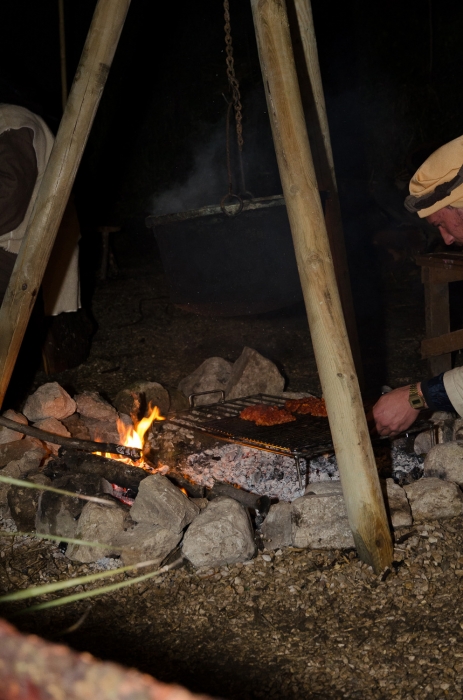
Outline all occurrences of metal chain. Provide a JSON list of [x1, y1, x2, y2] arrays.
[[223, 0, 243, 152]]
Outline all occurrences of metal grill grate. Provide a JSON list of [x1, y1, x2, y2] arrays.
[[166, 394, 432, 487], [167, 394, 331, 457]]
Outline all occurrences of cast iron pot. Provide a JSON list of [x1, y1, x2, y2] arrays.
[[145, 195, 303, 316]]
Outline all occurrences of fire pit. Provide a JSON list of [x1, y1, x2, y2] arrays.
[[166, 392, 433, 488], [0, 378, 458, 573]]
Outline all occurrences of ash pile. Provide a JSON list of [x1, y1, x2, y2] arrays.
[[1, 347, 463, 572]]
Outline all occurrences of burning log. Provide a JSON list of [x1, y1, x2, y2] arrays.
[[209, 481, 271, 517], [167, 473, 205, 499], [0, 415, 142, 461], [44, 449, 150, 492], [0, 618, 214, 700]]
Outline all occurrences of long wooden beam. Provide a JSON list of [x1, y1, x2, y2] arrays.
[[422, 330, 463, 358], [290, 0, 363, 386], [250, 0, 392, 572], [0, 0, 131, 408]]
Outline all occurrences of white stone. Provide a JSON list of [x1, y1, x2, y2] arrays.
[[130, 473, 199, 533], [0, 451, 42, 509], [80, 417, 120, 445], [0, 437, 45, 468], [114, 381, 170, 418], [414, 430, 435, 456], [404, 477, 463, 522], [182, 497, 256, 568], [225, 347, 285, 400], [261, 502, 292, 550], [178, 357, 233, 406], [0, 410, 28, 444], [32, 417, 70, 455], [16, 449, 46, 476], [23, 382, 76, 422], [0, 461, 22, 506], [424, 442, 463, 486], [291, 491, 354, 550], [112, 522, 181, 566], [305, 481, 342, 496], [383, 478, 412, 529], [66, 501, 126, 563], [75, 391, 118, 421]]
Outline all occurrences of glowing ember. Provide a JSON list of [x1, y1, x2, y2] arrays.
[[96, 404, 165, 468]]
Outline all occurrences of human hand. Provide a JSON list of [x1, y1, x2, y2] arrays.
[[372, 384, 423, 437]]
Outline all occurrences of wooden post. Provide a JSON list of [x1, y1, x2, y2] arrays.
[[289, 0, 363, 388], [58, 0, 68, 112], [0, 0, 131, 408], [250, 0, 392, 572]]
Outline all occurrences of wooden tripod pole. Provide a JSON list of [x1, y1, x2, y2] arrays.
[[58, 0, 68, 112], [250, 0, 392, 572], [290, 0, 363, 387], [0, 0, 131, 408]]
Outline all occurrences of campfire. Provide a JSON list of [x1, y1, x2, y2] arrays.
[[95, 404, 165, 468], [0, 349, 462, 574]]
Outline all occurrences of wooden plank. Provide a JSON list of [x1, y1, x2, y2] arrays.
[[0, 0, 131, 408], [423, 272, 451, 374], [416, 253, 463, 269], [289, 0, 364, 388], [421, 266, 463, 285], [146, 194, 286, 227], [421, 329, 463, 358], [250, 0, 392, 573]]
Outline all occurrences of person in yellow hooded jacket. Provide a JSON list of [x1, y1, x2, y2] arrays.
[[373, 135, 463, 435]]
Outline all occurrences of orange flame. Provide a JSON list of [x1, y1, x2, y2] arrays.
[[96, 404, 165, 468]]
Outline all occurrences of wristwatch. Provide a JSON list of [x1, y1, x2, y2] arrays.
[[408, 383, 426, 410]]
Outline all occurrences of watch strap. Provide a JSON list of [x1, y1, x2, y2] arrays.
[[409, 383, 426, 410]]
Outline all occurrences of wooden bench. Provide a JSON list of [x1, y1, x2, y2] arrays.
[[415, 252, 463, 375]]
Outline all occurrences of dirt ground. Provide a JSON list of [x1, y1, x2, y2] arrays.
[[2, 219, 463, 698]]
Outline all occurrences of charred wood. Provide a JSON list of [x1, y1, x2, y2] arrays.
[[167, 473, 205, 499], [44, 449, 148, 492], [208, 481, 271, 517], [0, 415, 141, 461]]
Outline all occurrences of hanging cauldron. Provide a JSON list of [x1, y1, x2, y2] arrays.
[[145, 195, 304, 316]]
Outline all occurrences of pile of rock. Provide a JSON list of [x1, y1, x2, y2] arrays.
[[261, 471, 463, 551], [178, 347, 285, 405], [4, 352, 463, 571], [0, 367, 265, 570], [26, 467, 257, 570]]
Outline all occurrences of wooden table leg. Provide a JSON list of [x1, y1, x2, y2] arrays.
[[422, 267, 452, 375]]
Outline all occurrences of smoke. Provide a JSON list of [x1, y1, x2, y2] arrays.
[[150, 118, 229, 216], [150, 87, 281, 217]]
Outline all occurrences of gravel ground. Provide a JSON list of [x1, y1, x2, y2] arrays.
[[2, 518, 463, 699]]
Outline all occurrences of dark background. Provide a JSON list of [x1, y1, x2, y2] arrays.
[[2, 0, 463, 223], [2, 0, 463, 350]]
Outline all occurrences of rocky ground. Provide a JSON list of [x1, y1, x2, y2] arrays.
[[2, 221, 463, 698]]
